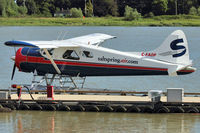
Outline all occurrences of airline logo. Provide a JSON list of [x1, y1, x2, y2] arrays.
[[170, 38, 186, 58], [159, 38, 186, 58]]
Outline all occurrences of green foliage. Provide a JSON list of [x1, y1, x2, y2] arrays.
[[16, 0, 24, 6], [5, 0, 19, 17], [86, 0, 93, 17], [94, 0, 118, 17], [54, 0, 71, 10], [198, 7, 200, 16], [152, 0, 168, 15], [18, 6, 28, 16], [2, 0, 200, 18], [1, 15, 200, 26], [144, 12, 154, 18], [42, 2, 52, 17], [0, 0, 29, 17], [124, 6, 141, 21], [0, 0, 6, 16], [25, 0, 37, 15], [124, 6, 132, 20], [68, 8, 83, 18], [167, 0, 198, 15], [189, 6, 197, 15], [6, 7, 18, 17]]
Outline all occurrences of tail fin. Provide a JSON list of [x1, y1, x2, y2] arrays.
[[150, 30, 192, 66]]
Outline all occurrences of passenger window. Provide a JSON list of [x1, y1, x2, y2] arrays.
[[63, 50, 80, 60], [82, 51, 93, 58]]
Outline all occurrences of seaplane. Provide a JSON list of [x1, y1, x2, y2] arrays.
[[4, 30, 196, 89]]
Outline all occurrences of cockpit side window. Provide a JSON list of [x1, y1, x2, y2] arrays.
[[63, 50, 80, 60], [40, 48, 54, 56], [82, 51, 93, 58]]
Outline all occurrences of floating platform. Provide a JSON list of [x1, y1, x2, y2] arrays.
[[0, 90, 200, 113]]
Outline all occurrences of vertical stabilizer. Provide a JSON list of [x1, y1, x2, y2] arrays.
[[150, 30, 191, 66]]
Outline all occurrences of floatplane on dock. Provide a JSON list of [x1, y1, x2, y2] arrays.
[[4, 30, 196, 89]]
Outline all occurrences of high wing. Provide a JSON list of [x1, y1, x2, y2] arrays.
[[63, 33, 116, 45], [4, 33, 116, 76], [4, 33, 116, 48]]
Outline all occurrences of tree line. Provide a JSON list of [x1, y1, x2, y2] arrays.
[[0, 0, 200, 17]]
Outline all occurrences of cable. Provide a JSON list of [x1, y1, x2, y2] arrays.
[[24, 86, 35, 101]]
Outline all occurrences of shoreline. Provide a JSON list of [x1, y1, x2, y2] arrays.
[[0, 15, 200, 26]]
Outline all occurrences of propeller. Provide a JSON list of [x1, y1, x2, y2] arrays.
[[11, 55, 16, 80], [11, 63, 16, 80]]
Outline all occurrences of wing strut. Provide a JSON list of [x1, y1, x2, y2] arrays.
[[43, 49, 79, 88], [43, 48, 61, 74]]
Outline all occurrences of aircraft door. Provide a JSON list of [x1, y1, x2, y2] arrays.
[[26, 48, 40, 72]]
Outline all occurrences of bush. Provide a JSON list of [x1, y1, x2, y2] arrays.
[[18, 6, 27, 16], [2, 9, 6, 17], [68, 8, 83, 18], [144, 12, 154, 18], [197, 7, 200, 16], [124, 6, 141, 21], [189, 6, 197, 15], [6, 7, 19, 17], [152, 0, 168, 15], [85, 0, 93, 17]]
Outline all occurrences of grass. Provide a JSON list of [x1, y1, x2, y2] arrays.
[[0, 15, 200, 26]]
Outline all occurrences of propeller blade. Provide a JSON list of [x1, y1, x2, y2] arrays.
[[11, 63, 16, 80]]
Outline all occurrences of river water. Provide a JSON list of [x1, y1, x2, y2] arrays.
[[1, 111, 200, 133], [0, 27, 200, 132]]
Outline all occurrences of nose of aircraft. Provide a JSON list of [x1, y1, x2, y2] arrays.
[[10, 48, 23, 80], [15, 48, 23, 70]]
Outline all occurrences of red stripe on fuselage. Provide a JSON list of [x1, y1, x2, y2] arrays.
[[17, 48, 169, 71]]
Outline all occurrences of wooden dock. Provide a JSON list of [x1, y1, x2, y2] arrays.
[[9, 93, 200, 103], [0, 89, 200, 113]]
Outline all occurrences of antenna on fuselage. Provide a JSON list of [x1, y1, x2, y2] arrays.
[[61, 31, 68, 40], [57, 31, 63, 40]]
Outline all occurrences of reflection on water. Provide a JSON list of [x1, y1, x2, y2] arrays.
[[0, 111, 200, 133]]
